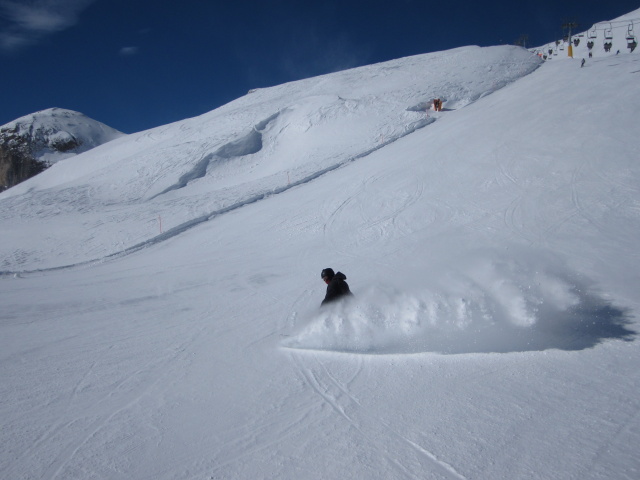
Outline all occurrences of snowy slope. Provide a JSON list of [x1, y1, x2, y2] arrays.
[[1, 41, 640, 480], [0, 46, 539, 273]]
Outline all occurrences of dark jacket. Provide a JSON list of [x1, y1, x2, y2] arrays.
[[321, 272, 353, 306]]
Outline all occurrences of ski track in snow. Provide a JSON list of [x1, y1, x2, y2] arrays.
[[1, 307, 211, 480], [290, 353, 467, 479]]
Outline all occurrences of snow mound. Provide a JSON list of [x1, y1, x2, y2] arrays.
[[284, 250, 634, 355]]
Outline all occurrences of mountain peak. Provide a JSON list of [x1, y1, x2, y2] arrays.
[[0, 108, 125, 191]]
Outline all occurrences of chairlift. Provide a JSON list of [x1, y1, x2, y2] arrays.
[[604, 24, 613, 40], [588, 25, 597, 39], [603, 23, 613, 52], [627, 22, 638, 52]]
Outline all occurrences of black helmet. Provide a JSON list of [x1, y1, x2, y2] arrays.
[[321, 268, 335, 280]]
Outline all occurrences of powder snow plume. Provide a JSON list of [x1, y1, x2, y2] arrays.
[[284, 248, 631, 354]]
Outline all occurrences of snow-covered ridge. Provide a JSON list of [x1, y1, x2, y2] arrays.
[[0, 107, 125, 191], [0, 107, 125, 164]]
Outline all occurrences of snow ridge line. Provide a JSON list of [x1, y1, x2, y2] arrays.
[[0, 117, 435, 277], [151, 112, 281, 199]]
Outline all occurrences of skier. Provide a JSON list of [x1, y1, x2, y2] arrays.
[[320, 268, 353, 306]]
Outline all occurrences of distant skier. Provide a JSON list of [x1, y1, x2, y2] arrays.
[[581, 58, 586, 68], [320, 268, 353, 306]]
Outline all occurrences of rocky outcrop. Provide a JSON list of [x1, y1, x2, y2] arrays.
[[0, 108, 124, 191], [0, 142, 48, 192]]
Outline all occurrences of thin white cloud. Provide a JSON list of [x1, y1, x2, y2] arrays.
[[119, 46, 139, 56], [0, 0, 96, 52], [280, 29, 371, 81]]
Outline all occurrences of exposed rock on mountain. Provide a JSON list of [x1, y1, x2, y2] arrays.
[[0, 108, 124, 191]]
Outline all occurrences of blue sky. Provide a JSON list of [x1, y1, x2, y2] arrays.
[[1, 0, 638, 133]]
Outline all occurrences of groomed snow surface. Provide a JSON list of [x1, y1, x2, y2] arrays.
[[2, 43, 639, 479]]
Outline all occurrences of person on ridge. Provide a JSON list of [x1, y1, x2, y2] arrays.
[[320, 268, 353, 306]]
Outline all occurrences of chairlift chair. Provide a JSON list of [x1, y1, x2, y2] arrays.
[[588, 25, 597, 39], [603, 24, 614, 52], [604, 24, 613, 40], [627, 22, 638, 52]]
